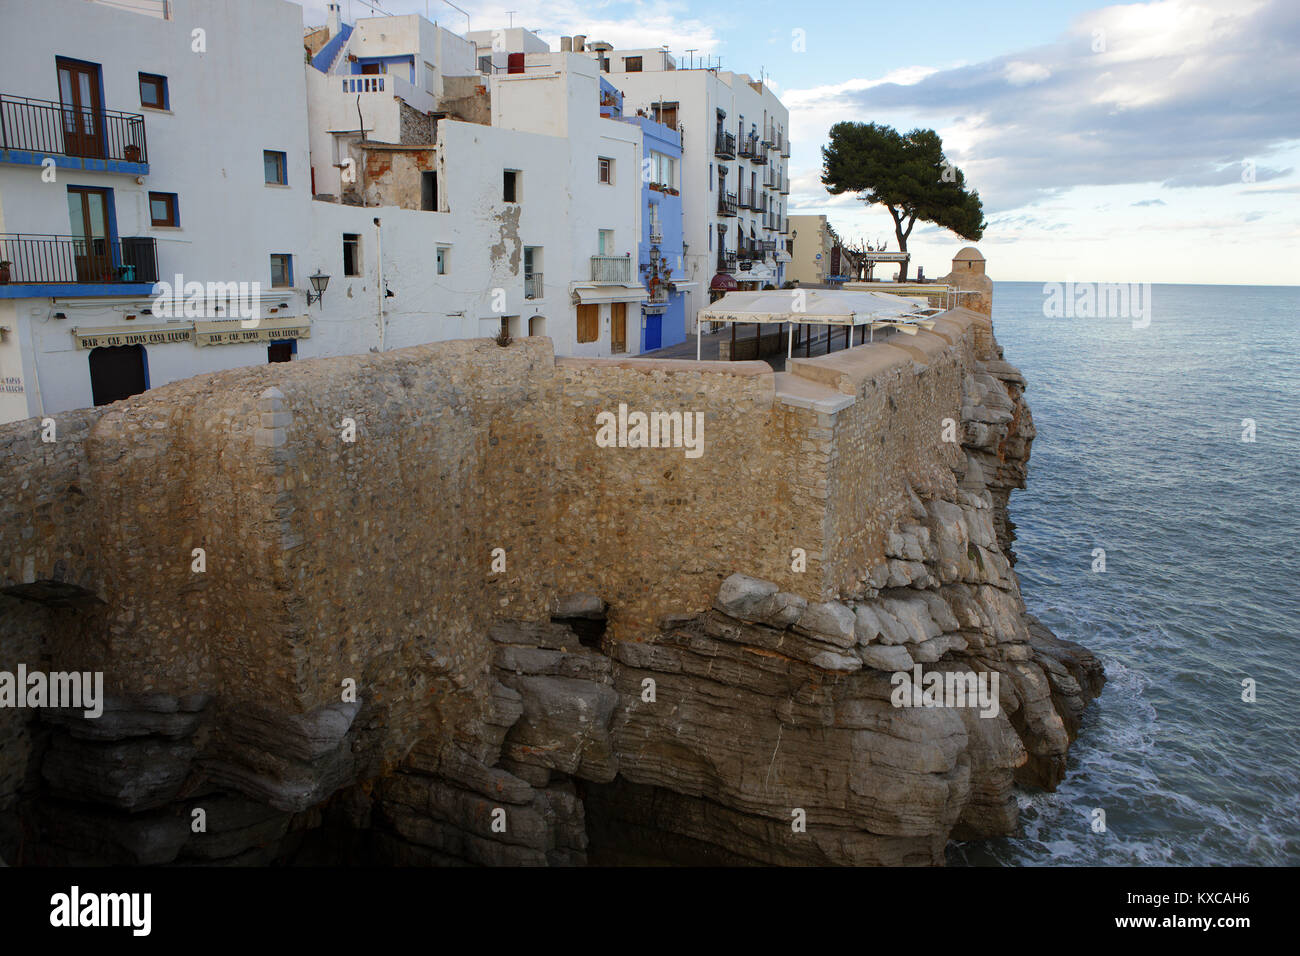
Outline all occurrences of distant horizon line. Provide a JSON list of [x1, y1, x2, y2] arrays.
[[989, 279, 1300, 288]]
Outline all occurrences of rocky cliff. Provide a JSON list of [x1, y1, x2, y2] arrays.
[[0, 296, 1103, 866]]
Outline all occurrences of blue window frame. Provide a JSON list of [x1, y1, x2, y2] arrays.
[[139, 72, 168, 110], [270, 253, 293, 288], [264, 150, 287, 185]]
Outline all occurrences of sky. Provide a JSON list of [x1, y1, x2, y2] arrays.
[[296, 0, 1300, 285]]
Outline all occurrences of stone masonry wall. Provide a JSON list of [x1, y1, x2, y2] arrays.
[[0, 301, 1103, 865]]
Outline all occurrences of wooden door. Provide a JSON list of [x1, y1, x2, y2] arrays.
[[67, 186, 112, 282], [57, 59, 103, 159], [610, 302, 627, 353]]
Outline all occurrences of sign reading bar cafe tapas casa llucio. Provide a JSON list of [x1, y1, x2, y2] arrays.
[[72, 316, 312, 350]]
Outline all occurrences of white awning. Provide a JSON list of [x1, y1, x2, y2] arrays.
[[697, 289, 931, 326], [572, 284, 648, 304]]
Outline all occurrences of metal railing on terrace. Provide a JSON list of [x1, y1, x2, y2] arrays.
[[0, 233, 158, 284], [590, 256, 631, 283], [717, 191, 738, 216], [0, 95, 148, 164]]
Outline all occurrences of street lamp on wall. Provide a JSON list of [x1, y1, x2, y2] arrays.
[[306, 271, 331, 307]]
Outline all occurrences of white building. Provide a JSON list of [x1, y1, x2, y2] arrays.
[[305, 19, 646, 357], [569, 39, 792, 332], [0, 0, 317, 423], [0, 1, 653, 424]]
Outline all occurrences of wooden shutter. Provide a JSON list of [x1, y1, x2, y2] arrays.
[[577, 303, 599, 343]]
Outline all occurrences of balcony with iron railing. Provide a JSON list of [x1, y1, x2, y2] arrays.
[[0, 96, 149, 171], [717, 191, 738, 217], [717, 251, 738, 273], [524, 272, 543, 299], [0, 233, 158, 296], [714, 130, 736, 159], [590, 256, 631, 283], [737, 135, 760, 160]]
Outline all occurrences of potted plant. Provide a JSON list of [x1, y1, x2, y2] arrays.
[[0, 261, 10, 285], [123, 143, 142, 162]]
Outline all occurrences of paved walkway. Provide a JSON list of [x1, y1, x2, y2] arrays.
[[639, 323, 900, 372]]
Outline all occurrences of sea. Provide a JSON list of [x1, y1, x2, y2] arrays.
[[947, 281, 1300, 866]]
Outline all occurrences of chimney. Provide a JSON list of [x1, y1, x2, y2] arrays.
[[560, 36, 573, 52], [573, 35, 586, 52], [327, 3, 341, 38]]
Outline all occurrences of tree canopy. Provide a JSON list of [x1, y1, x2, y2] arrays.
[[821, 122, 985, 279]]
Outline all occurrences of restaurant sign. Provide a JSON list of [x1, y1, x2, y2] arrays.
[[73, 323, 195, 350], [194, 317, 312, 347], [72, 317, 311, 350]]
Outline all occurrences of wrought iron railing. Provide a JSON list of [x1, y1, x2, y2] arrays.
[[0, 95, 148, 164], [0, 233, 157, 285], [713, 130, 735, 158], [524, 272, 543, 299], [717, 191, 737, 216]]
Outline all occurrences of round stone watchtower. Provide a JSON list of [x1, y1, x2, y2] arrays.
[[940, 246, 992, 317]]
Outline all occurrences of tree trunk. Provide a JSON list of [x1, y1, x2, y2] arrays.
[[889, 206, 911, 281]]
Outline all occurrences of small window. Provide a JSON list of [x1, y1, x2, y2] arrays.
[[149, 191, 178, 227], [503, 169, 519, 203], [598, 229, 614, 256], [264, 150, 287, 185], [624, 56, 642, 73], [139, 73, 168, 110], [343, 233, 361, 276], [421, 170, 438, 211], [598, 157, 613, 184], [436, 246, 450, 275], [269, 254, 293, 288]]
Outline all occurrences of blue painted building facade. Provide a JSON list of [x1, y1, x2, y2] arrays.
[[623, 114, 685, 353]]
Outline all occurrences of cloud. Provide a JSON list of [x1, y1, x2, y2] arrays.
[[1162, 163, 1292, 188], [1131, 198, 1166, 206], [1003, 61, 1051, 86], [780, 0, 1300, 213]]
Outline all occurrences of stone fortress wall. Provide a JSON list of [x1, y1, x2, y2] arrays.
[[0, 251, 1104, 866]]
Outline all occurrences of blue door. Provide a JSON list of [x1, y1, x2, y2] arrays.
[[644, 314, 661, 351]]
